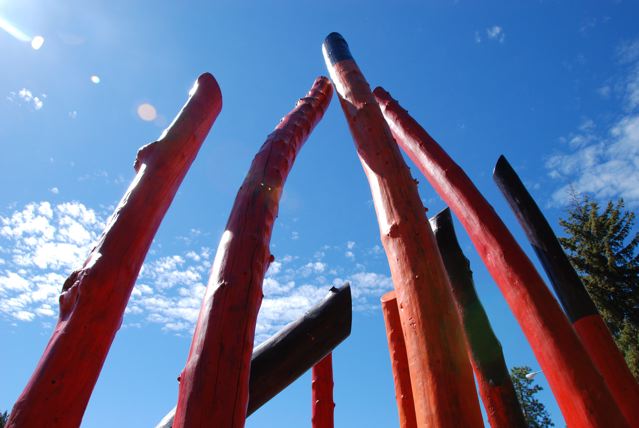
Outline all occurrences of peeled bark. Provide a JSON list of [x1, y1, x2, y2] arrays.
[[493, 155, 639, 425], [430, 208, 526, 428], [6, 73, 222, 428], [156, 284, 352, 428], [173, 77, 333, 428], [381, 291, 418, 428], [312, 354, 335, 428], [375, 87, 628, 428], [322, 32, 483, 427]]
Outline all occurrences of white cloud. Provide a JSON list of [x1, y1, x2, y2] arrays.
[[11, 88, 45, 110], [476, 25, 505, 44], [50, 187, 59, 195]]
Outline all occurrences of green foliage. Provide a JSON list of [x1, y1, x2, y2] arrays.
[[510, 366, 554, 428], [0, 411, 8, 428], [559, 195, 639, 377]]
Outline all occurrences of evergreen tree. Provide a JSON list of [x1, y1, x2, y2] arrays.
[[559, 195, 639, 377], [510, 366, 554, 428], [0, 411, 8, 428]]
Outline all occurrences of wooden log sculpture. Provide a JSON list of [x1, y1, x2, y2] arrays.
[[172, 77, 333, 428], [374, 87, 629, 427], [380, 291, 417, 428], [493, 155, 639, 425], [156, 284, 352, 428], [6, 73, 222, 428], [322, 32, 483, 427], [312, 354, 335, 428], [429, 208, 527, 428]]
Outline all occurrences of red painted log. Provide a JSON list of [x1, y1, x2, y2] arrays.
[[156, 284, 352, 428], [172, 76, 333, 428], [312, 354, 335, 428], [429, 208, 527, 428], [493, 155, 639, 425], [380, 291, 418, 428], [374, 87, 629, 427], [323, 32, 483, 427], [6, 73, 222, 428]]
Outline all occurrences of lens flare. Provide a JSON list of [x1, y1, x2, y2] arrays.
[[30, 36, 44, 50], [137, 103, 157, 122], [90, 75, 101, 84]]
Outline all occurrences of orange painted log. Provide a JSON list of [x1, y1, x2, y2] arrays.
[[429, 209, 526, 428], [6, 73, 222, 428], [322, 32, 483, 427], [312, 353, 335, 428], [381, 291, 418, 428], [172, 77, 333, 428], [493, 155, 639, 425], [374, 87, 628, 427]]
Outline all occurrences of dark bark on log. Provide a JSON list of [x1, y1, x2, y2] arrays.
[[381, 291, 417, 428], [322, 32, 483, 427], [6, 73, 222, 428], [374, 86, 628, 427], [155, 284, 352, 428], [430, 208, 527, 428], [493, 155, 639, 425], [173, 77, 333, 428], [312, 354, 335, 428]]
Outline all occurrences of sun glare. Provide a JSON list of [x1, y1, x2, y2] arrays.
[[90, 75, 101, 84], [0, 15, 30, 42], [137, 103, 158, 122], [31, 35, 44, 50]]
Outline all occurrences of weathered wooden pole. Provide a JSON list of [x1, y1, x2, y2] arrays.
[[312, 354, 335, 428], [493, 155, 639, 425], [429, 208, 527, 428], [380, 291, 417, 428], [156, 284, 352, 428], [323, 32, 483, 427], [374, 87, 629, 427], [172, 77, 333, 428], [6, 73, 222, 428]]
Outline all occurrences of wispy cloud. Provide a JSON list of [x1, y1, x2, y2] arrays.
[[546, 38, 639, 206], [476, 25, 505, 44], [0, 201, 393, 342], [7, 88, 45, 110]]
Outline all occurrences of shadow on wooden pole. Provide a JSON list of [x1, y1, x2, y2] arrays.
[[6, 73, 222, 428], [374, 86, 628, 427], [172, 77, 333, 428], [322, 32, 483, 427], [493, 155, 639, 425], [156, 284, 352, 428], [430, 208, 527, 428], [381, 291, 418, 428]]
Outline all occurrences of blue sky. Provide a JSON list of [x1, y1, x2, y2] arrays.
[[1, 1, 639, 426]]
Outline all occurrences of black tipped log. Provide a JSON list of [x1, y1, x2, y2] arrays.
[[492, 155, 598, 322], [430, 208, 527, 428], [155, 284, 352, 428], [322, 32, 353, 65]]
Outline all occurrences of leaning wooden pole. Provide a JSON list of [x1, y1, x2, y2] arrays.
[[172, 77, 333, 428], [374, 87, 628, 427], [429, 208, 527, 428], [312, 354, 335, 428], [156, 284, 352, 428], [322, 32, 483, 427], [493, 155, 639, 425], [380, 291, 418, 428], [6, 73, 222, 428]]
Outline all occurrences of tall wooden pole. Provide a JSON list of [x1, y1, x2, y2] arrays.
[[374, 87, 628, 427], [493, 155, 639, 425], [6, 73, 222, 428], [381, 291, 418, 428], [429, 209, 526, 428], [156, 285, 352, 428], [312, 354, 335, 428], [172, 77, 333, 428], [322, 32, 483, 427]]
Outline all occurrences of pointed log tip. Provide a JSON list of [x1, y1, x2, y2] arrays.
[[428, 207, 453, 231], [322, 32, 352, 65], [493, 154, 511, 178], [191, 72, 223, 104]]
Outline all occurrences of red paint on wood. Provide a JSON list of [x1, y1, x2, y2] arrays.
[[312, 354, 335, 428], [574, 314, 639, 425], [6, 73, 222, 428], [322, 33, 483, 427], [374, 87, 629, 428], [381, 291, 418, 428], [172, 77, 333, 428]]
